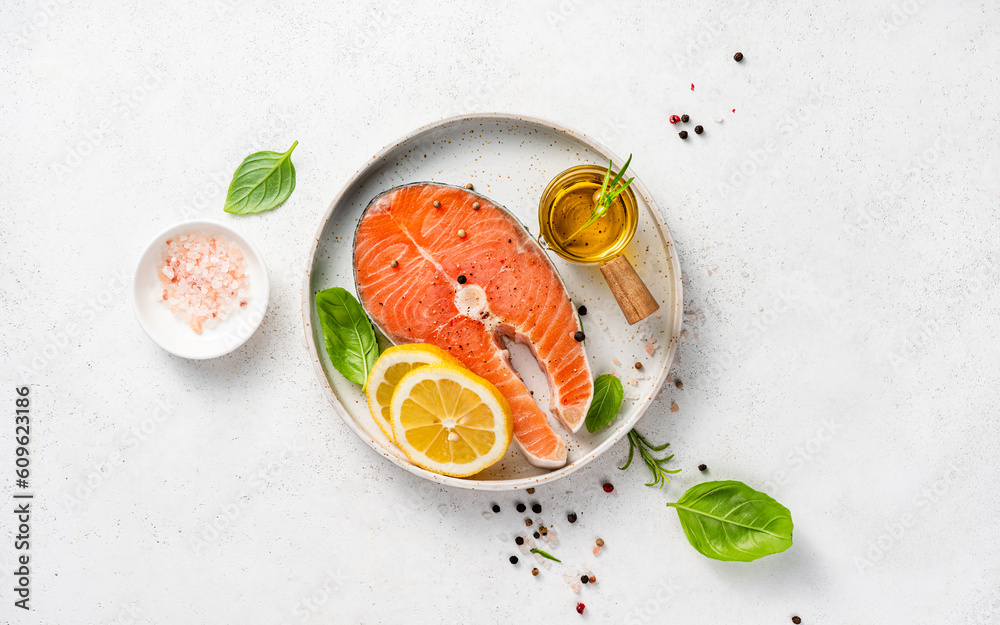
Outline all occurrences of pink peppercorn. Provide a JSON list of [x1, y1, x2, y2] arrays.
[[576, 603, 586, 614], [669, 115, 680, 124], [602, 482, 614, 493]]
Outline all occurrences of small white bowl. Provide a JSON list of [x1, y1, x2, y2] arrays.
[[132, 219, 269, 359]]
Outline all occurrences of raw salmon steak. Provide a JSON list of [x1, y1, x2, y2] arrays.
[[353, 182, 593, 469]]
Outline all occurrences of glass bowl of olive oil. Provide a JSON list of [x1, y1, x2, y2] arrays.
[[539, 163, 659, 324], [538, 164, 639, 264]]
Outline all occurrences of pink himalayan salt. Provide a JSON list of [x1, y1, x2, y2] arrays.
[[158, 231, 249, 333]]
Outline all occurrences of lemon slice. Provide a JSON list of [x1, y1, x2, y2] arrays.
[[389, 364, 513, 477], [366, 344, 462, 442]]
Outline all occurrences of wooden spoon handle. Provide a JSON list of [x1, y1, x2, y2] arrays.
[[600, 255, 660, 325]]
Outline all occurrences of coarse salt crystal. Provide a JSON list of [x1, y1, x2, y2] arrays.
[[157, 231, 250, 334]]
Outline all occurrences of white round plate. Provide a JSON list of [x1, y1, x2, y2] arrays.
[[133, 219, 270, 359], [303, 114, 682, 490]]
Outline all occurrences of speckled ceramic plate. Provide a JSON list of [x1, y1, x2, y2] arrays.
[[303, 113, 682, 491]]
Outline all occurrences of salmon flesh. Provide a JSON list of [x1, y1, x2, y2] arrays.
[[353, 183, 594, 469]]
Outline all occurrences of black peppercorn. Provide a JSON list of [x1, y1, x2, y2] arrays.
[[694, 125, 704, 135], [698, 464, 707, 471], [567, 512, 577, 523], [516, 503, 526, 513], [791, 618, 801, 624], [457, 275, 467, 284], [532, 503, 542, 514], [679, 131, 688, 139], [533, 531, 540, 539], [491, 504, 500, 513], [574, 331, 585, 342], [680, 114, 690, 123], [581, 575, 589, 584], [734, 52, 744, 62], [510, 556, 518, 564], [577, 305, 587, 316], [515, 536, 524, 545]]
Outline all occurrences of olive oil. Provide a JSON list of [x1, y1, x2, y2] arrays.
[[538, 165, 638, 264]]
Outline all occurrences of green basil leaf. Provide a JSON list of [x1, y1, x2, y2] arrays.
[[667, 480, 794, 562], [315, 287, 379, 387], [224, 140, 298, 214], [585, 374, 624, 433]]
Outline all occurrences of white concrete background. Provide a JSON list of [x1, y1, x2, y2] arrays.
[[2, 0, 998, 623]]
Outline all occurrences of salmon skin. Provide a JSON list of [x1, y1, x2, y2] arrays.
[[353, 182, 593, 469]]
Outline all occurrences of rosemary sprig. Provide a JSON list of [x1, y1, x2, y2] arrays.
[[563, 154, 635, 243], [530, 548, 561, 562], [619, 429, 681, 488]]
